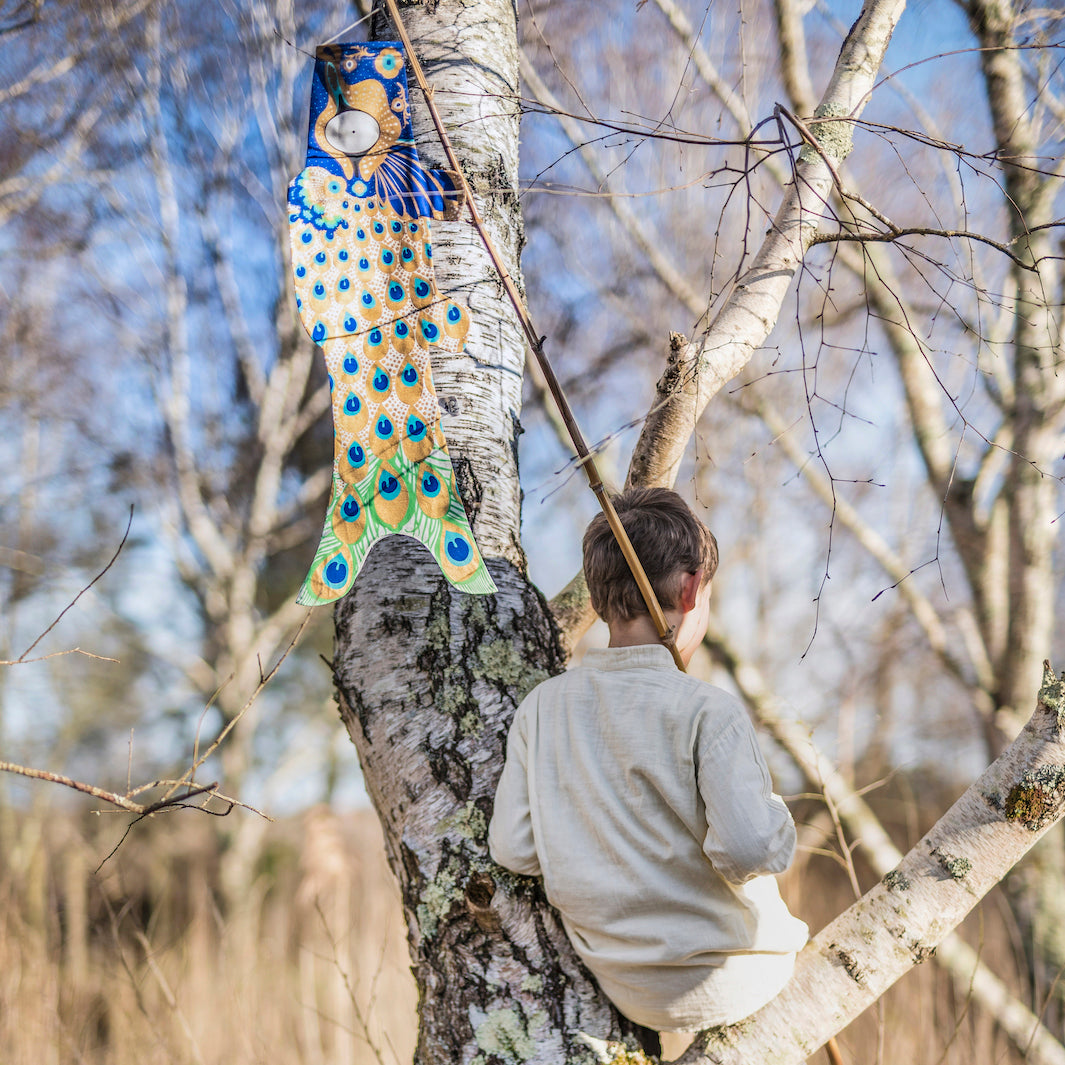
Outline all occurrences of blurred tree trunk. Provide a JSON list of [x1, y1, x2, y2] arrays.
[[961, 0, 1065, 1025], [135, 1, 334, 905]]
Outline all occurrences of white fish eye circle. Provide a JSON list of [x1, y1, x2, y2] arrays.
[[325, 111, 381, 156]]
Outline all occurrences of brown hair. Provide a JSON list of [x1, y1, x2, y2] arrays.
[[582, 487, 719, 625]]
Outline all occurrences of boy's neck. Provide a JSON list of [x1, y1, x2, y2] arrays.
[[607, 613, 679, 650], [605, 573, 711, 668]]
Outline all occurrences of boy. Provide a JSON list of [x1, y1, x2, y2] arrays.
[[488, 487, 808, 1034]]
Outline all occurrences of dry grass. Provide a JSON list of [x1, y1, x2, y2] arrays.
[[0, 806, 416, 1065], [0, 790, 1049, 1065]]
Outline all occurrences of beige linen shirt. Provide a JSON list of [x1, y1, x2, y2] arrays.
[[488, 644, 809, 1031]]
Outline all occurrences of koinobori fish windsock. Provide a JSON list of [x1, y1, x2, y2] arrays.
[[289, 42, 496, 604]]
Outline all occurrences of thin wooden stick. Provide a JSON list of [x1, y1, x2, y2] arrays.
[[381, 0, 683, 669]]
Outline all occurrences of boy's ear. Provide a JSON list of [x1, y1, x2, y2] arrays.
[[678, 568, 704, 613]]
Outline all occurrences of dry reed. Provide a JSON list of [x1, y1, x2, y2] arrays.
[[0, 785, 1047, 1065]]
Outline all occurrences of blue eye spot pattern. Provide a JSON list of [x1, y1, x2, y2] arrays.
[[341, 496, 360, 521], [396, 321, 410, 340], [343, 354, 359, 374], [323, 554, 349, 588], [315, 251, 327, 264], [338, 249, 349, 261], [312, 322, 326, 343], [402, 364, 417, 384], [368, 328, 383, 346], [347, 442, 365, 468], [327, 373, 334, 392], [388, 281, 404, 301], [407, 415, 427, 440], [295, 265, 307, 278], [372, 368, 390, 393], [446, 532, 471, 564], [345, 394, 361, 416], [375, 416, 393, 438], [381, 249, 395, 266], [373, 222, 385, 235], [420, 320, 439, 343], [379, 471, 400, 499], [401, 248, 415, 263], [338, 278, 350, 291], [421, 472, 440, 496], [313, 282, 326, 298], [415, 279, 431, 300], [447, 305, 462, 323], [301, 231, 313, 244], [343, 315, 357, 332], [391, 220, 403, 233]]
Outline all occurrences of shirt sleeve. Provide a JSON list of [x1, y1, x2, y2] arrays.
[[488, 698, 542, 876], [696, 703, 796, 884]]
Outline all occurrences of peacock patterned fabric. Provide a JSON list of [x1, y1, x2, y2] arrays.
[[290, 42, 496, 605]]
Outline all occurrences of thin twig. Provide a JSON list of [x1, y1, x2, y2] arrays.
[[14, 506, 133, 662], [161, 612, 313, 801]]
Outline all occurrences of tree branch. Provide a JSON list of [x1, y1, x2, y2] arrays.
[[708, 625, 1065, 1065], [624, 0, 909, 496], [675, 664, 1065, 1065]]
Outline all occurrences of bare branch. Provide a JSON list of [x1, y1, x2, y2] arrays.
[[707, 630, 1065, 1065], [810, 224, 1056, 270], [751, 397, 995, 706], [11, 507, 132, 663], [519, 50, 707, 315], [624, 0, 908, 489], [677, 663, 1065, 1065], [160, 611, 313, 802]]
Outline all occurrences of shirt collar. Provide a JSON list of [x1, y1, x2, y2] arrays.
[[580, 644, 678, 672]]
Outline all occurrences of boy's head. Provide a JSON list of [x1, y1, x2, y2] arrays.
[[583, 488, 719, 626]]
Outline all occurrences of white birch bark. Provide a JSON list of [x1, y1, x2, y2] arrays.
[[626, 0, 908, 490], [710, 622, 1065, 1065]]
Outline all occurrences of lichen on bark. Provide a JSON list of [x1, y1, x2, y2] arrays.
[[1004, 765, 1065, 831]]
